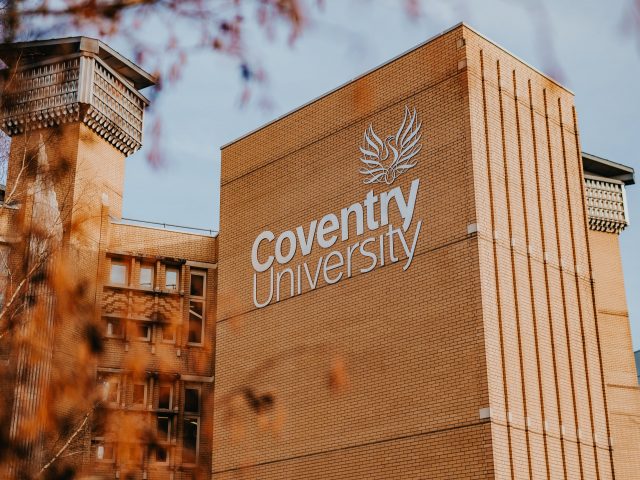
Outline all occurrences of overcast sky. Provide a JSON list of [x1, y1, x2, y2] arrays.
[[107, 0, 640, 349]]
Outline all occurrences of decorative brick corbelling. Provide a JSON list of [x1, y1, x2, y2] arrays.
[[585, 176, 629, 234], [0, 55, 146, 157]]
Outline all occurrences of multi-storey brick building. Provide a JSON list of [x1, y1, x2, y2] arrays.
[[213, 23, 640, 479], [0, 38, 217, 478], [0, 23, 638, 480]]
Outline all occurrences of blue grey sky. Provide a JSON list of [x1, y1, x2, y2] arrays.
[[111, 0, 639, 348]]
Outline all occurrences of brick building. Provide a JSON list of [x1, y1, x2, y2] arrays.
[[213, 23, 640, 479], [0, 23, 638, 480], [0, 38, 217, 478]]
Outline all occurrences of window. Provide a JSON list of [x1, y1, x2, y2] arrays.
[[188, 302, 204, 344], [157, 416, 171, 442], [132, 382, 146, 406], [105, 318, 123, 338], [182, 418, 199, 464], [110, 260, 128, 285], [133, 322, 151, 342], [121, 444, 144, 465], [184, 387, 200, 414], [158, 383, 173, 410], [95, 441, 115, 461], [155, 445, 169, 463], [188, 271, 206, 345], [140, 264, 154, 289], [190, 271, 205, 297], [165, 267, 179, 291], [97, 373, 120, 404], [161, 323, 176, 343]]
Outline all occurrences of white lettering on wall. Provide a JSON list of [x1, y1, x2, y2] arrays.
[[251, 178, 423, 308]]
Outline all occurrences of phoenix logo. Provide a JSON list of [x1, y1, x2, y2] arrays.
[[359, 106, 422, 185]]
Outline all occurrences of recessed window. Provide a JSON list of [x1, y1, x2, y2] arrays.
[[132, 383, 146, 405], [97, 373, 120, 404], [182, 418, 199, 464], [158, 384, 173, 410], [96, 441, 115, 461], [122, 444, 144, 465], [140, 264, 154, 289], [184, 387, 200, 413], [110, 261, 128, 285], [188, 301, 203, 344], [106, 318, 123, 338], [190, 271, 205, 298], [165, 267, 179, 291], [155, 445, 169, 463], [133, 322, 151, 342], [161, 323, 176, 343], [157, 416, 170, 442]]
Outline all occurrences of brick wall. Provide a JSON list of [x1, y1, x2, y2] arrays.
[[213, 23, 626, 479]]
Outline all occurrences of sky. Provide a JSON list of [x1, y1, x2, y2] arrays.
[[103, 0, 640, 348]]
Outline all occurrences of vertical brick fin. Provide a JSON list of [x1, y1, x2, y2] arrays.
[[512, 69, 552, 479], [497, 60, 536, 478], [557, 97, 602, 479], [542, 88, 585, 478], [571, 106, 617, 480], [479, 49, 516, 480], [527, 78, 568, 480]]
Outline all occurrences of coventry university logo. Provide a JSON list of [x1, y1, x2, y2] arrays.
[[359, 106, 422, 185]]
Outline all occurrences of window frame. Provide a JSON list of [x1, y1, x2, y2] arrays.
[[97, 373, 121, 405], [182, 417, 200, 465], [165, 266, 180, 292], [183, 385, 201, 414], [105, 317, 124, 338], [139, 263, 155, 290], [131, 321, 151, 342], [161, 323, 176, 344], [189, 270, 206, 298], [188, 301, 204, 345], [109, 260, 128, 286], [131, 381, 147, 407], [157, 383, 174, 410], [157, 415, 171, 443], [94, 440, 116, 463], [154, 444, 170, 464]]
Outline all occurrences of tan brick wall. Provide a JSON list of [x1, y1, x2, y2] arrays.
[[589, 229, 640, 480], [214, 23, 624, 479]]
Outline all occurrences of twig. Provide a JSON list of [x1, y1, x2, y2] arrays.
[[36, 406, 95, 478]]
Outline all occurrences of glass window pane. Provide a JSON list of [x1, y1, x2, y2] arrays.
[[110, 262, 127, 285], [135, 323, 150, 341], [166, 268, 178, 290], [189, 301, 203, 317], [155, 445, 168, 462], [140, 265, 154, 288], [107, 318, 122, 337], [182, 418, 198, 464], [162, 324, 175, 342], [184, 388, 200, 413], [157, 416, 170, 442], [190, 273, 204, 297], [158, 384, 172, 409], [132, 384, 145, 404], [98, 375, 119, 403], [188, 312, 203, 344]]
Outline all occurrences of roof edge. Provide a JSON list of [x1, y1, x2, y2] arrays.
[[221, 21, 572, 150]]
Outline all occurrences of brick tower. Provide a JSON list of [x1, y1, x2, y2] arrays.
[[582, 153, 640, 480], [213, 23, 639, 479], [0, 38, 217, 479]]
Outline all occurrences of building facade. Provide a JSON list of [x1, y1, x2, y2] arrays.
[[213, 23, 640, 480], [0, 38, 217, 478]]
